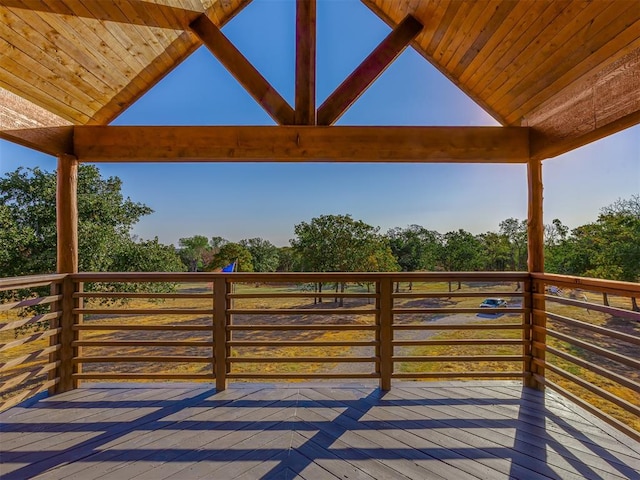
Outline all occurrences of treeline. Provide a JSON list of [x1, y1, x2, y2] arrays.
[[2, 166, 638, 287], [179, 202, 639, 287]]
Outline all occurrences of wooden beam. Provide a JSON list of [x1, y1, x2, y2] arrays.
[[294, 0, 316, 125], [56, 154, 78, 274], [73, 126, 530, 163], [317, 14, 422, 126], [0, 88, 73, 155], [190, 14, 295, 125], [527, 48, 640, 160]]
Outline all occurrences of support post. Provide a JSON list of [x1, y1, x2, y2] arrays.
[[379, 277, 393, 390], [527, 157, 545, 389], [57, 154, 78, 274], [55, 154, 78, 392], [214, 277, 228, 391]]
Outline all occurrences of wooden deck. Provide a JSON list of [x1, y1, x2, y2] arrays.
[[1, 381, 638, 480]]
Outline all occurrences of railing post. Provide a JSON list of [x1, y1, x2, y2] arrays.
[[56, 276, 77, 393], [379, 277, 393, 391], [213, 277, 228, 391], [529, 277, 547, 390]]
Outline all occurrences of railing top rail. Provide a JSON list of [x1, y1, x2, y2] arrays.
[[531, 273, 640, 296], [0, 273, 67, 290], [69, 271, 529, 282]]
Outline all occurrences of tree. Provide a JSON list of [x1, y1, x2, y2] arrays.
[[292, 214, 398, 272], [0, 165, 183, 276], [499, 218, 528, 270], [477, 232, 511, 271], [239, 238, 279, 272], [178, 235, 213, 272], [207, 243, 254, 272], [386, 225, 440, 291], [386, 225, 440, 271], [545, 197, 640, 309], [440, 229, 482, 291], [291, 214, 399, 304], [276, 246, 301, 272]]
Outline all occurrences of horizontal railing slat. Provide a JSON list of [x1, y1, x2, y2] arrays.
[[392, 323, 524, 331], [541, 294, 640, 322], [535, 359, 640, 419], [73, 324, 212, 331], [228, 324, 377, 331], [393, 291, 524, 298], [392, 339, 525, 346], [393, 307, 524, 314], [534, 375, 640, 443], [73, 340, 214, 347], [73, 356, 212, 363], [0, 361, 60, 395], [545, 311, 640, 345], [0, 378, 59, 412], [74, 308, 214, 315], [0, 345, 61, 373], [228, 308, 377, 315], [541, 327, 640, 370], [534, 342, 640, 393], [393, 355, 525, 362], [228, 340, 378, 347], [0, 311, 62, 332], [0, 295, 63, 312], [229, 356, 378, 363], [392, 372, 525, 379], [0, 328, 61, 352]]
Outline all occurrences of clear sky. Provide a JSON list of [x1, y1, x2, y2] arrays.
[[1, 0, 638, 247]]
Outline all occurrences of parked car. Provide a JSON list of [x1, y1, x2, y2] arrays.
[[480, 298, 507, 308]]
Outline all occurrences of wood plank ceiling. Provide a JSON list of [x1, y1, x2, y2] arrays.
[[1, 0, 638, 161]]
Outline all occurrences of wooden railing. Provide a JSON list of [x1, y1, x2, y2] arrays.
[[1, 271, 638, 440], [531, 273, 640, 441], [0, 274, 66, 410]]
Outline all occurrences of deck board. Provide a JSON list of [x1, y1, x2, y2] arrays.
[[1, 381, 638, 480]]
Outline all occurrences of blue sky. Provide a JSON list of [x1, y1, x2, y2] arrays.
[[1, 0, 638, 247]]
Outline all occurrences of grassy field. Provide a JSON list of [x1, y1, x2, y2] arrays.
[[1, 280, 638, 431]]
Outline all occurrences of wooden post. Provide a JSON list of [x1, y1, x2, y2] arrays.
[[48, 281, 62, 394], [214, 277, 228, 391], [56, 276, 76, 392], [379, 277, 393, 390], [527, 157, 545, 389], [55, 154, 78, 392], [57, 154, 78, 274]]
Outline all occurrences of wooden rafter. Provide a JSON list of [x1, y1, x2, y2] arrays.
[[295, 0, 316, 125], [73, 126, 529, 163], [190, 14, 295, 126], [317, 14, 423, 126]]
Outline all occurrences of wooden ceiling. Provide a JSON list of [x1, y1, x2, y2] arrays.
[[1, 0, 638, 161]]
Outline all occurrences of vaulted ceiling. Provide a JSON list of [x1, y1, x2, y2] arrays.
[[1, 0, 639, 161]]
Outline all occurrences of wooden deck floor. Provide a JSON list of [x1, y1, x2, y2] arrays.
[[1, 381, 638, 480]]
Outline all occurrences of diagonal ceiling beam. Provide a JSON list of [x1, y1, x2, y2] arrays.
[[73, 126, 530, 163], [190, 14, 295, 125], [317, 14, 423, 126], [295, 0, 316, 125]]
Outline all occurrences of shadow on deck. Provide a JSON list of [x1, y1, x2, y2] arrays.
[[1, 381, 639, 480]]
